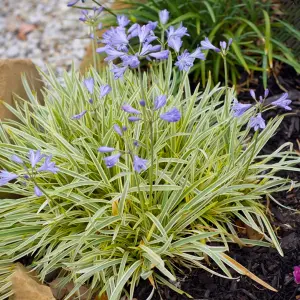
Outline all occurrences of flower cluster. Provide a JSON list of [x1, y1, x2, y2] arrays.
[[98, 93, 181, 172], [232, 89, 292, 131], [0, 150, 58, 197], [72, 77, 112, 120], [96, 15, 169, 79]]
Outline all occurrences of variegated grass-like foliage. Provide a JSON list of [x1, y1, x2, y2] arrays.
[[0, 61, 299, 300]]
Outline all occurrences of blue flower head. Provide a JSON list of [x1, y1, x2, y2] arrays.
[[0, 170, 18, 186], [104, 153, 122, 168], [38, 156, 59, 174], [250, 113, 266, 131], [160, 108, 181, 122], [159, 9, 170, 25], [133, 155, 147, 173], [84, 77, 94, 94]]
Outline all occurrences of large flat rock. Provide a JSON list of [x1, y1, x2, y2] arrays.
[[0, 59, 44, 120]]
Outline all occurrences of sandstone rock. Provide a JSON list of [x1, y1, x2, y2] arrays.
[[0, 59, 44, 121], [9, 263, 55, 300]]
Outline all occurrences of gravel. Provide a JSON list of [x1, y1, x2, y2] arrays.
[[0, 0, 92, 75]]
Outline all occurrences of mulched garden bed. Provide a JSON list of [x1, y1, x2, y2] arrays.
[[135, 64, 300, 300]]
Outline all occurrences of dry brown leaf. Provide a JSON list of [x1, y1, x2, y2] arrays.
[[112, 199, 119, 216], [221, 253, 277, 292], [245, 225, 264, 240], [17, 23, 36, 41]]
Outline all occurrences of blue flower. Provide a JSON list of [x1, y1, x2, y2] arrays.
[[102, 27, 129, 52], [133, 155, 147, 173], [168, 23, 189, 39], [100, 84, 112, 98], [139, 99, 146, 107], [72, 110, 87, 120], [200, 37, 220, 52], [140, 44, 161, 56], [168, 36, 182, 52], [271, 93, 292, 110], [98, 146, 115, 153], [38, 155, 59, 174], [128, 23, 139, 39], [128, 116, 142, 122], [138, 24, 155, 44], [79, 10, 89, 22], [111, 65, 127, 80], [122, 104, 141, 114], [67, 0, 84, 7], [232, 99, 252, 117], [264, 89, 269, 98], [190, 47, 205, 60], [160, 108, 181, 122], [29, 150, 44, 168], [159, 9, 170, 25], [34, 185, 43, 197], [122, 55, 140, 68], [11, 155, 23, 164], [133, 140, 139, 147], [250, 113, 266, 131], [113, 124, 123, 136], [102, 46, 127, 62], [84, 78, 94, 94], [149, 50, 169, 60], [175, 50, 194, 71], [154, 95, 167, 110], [104, 153, 121, 168], [0, 170, 18, 186], [250, 89, 256, 100], [117, 15, 130, 27]]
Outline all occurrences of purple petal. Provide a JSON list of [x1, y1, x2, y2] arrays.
[[154, 95, 167, 110], [98, 146, 115, 153], [122, 104, 141, 114], [249, 89, 256, 100], [104, 153, 121, 168], [159, 9, 170, 25], [232, 99, 252, 117], [100, 84, 112, 98], [72, 110, 87, 120], [113, 124, 123, 136], [271, 93, 292, 110], [133, 155, 147, 173], [250, 113, 266, 131], [128, 116, 141, 122], [117, 15, 130, 27], [11, 155, 23, 164], [34, 185, 43, 197], [0, 170, 18, 186], [29, 150, 44, 168], [84, 78, 94, 94], [67, 0, 79, 6], [149, 50, 169, 60], [160, 108, 181, 123], [200, 37, 220, 52]]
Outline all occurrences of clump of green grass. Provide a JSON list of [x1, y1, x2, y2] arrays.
[[0, 61, 299, 299]]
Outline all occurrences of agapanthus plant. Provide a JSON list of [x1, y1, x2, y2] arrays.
[[0, 6, 298, 300]]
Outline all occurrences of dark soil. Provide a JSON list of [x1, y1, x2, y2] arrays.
[[134, 64, 300, 300]]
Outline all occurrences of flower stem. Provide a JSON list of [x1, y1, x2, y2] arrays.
[[223, 55, 228, 89], [91, 26, 97, 70]]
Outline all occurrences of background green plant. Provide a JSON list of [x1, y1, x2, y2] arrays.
[[0, 61, 300, 299], [101, 0, 300, 88]]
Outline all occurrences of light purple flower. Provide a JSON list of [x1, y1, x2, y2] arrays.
[[133, 140, 139, 147], [128, 23, 139, 39], [228, 38, 233, 47], [103, 46, 127, 61], [160, 108, 181, 122], [29, 150, 44, 168], [200, 37, 220, 52], [190, 47, 205, 60], [79, 10, 89, 22], [122, 55, 140, 68], [104, 153, 121, 168], [117, 15, 130, 27], [34, 185, 43, 197], [11, 155, 23, 164], [138, 24, 154, 44], [220, 41, 227, 50], [139, 99, 146, 107], [0, 170, 18, 186], [122, 126, 127, 131], [168, 23, 189, 39], [232, 99, 252, 117], [113, 124, 123, 136], [159, 9, 169, 25], [293, 266, 300, 284], [84, 78, 94, 94], [168, 36, 183, 52], [149, 50, 169, 60], [133, 155, 147, 173], [250, 89, 256, 100], [98, 146, 115, 153], [38, 155, 59, 174], [122, 104, 141, 114], [128, 116, 141, 122], [102, 27, 129, 51], [175, 50, 194, 71], [100, 84, 112, 98], [67, 0, 80, 6], [72, 110, 87, 120], [264, 88, 269, 98], [271, 93, 292, 110], [148, 21, 158, 31], [111, 65, 127, 80], [250, 113, 266, 131], [140, 44, 161, 56], [154, 95, 167, 110]]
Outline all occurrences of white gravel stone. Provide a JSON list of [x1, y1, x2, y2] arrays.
[[0, 0, 91, 75]]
